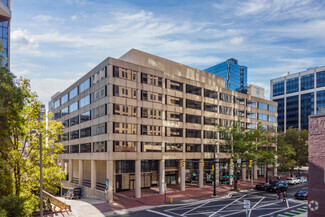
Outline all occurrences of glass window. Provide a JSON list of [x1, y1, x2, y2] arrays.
[[286, 77, 299, 94], [166, 80, 183, 91], [220, 93, 232, 102], [62, 132, 69, 141], [204, 103, 218, 113], [258, 102, 267, 110], [70, 144, 79, 153], [69, 101, 78, 113], [268, 115, 276, 122], [80, 111, 91, 123], [247, 123, 256, 129], [247, 112, 256, 119], [93, 104, 107, 119], [258, 113, 267, 121], [165, 143, 183, 152], [186, 144, 201, 152], [317, 90, 325, 113], [186, 129, 201, 138], [204, 117, 218, 126], [301, 73, 314, 91], [186, 84, 202, 96], [204, 89, 218, 99], [80, 95, 90, 108], [62, 119, 69, 128], [219, 106, 232, 115], [113, 141, 137, 152], [166, 111, 183, 122], [92, 67, 106, 85], [273, 81, 284, 97], [70, 130, 79, 140], [80, 143, 91, 153], [204, 131, 218, 139], [247, 100, 256, 108], [286, 95, 299, 129], [233, 108, 244, 117], [80, 78, 90, 93], [54, 111, 61, 120], [204, 144, 216, 152], [165, 127, 183, 137], [63, 146, 69, 154], [219, 119, 232, 127], [61, 107, 69, 116], [93, 123, 107, 136], [301, 92, 314, 130], [141, 142, 162, 152], [186, 114, 201, 124], [269, 104, 276, 112], [234, 97, 245, 105], [93, 86, 106, 102], [186, 99, 201, 110], [317, 71, 325, 88], [70, 115, 79, 126], [93, 141, 107, 152], [274, 98, 284, 131], [61, 93, 69, 104], [54, 99, 60, 109], [69, 87, 78, 99], [80, 127, 91, 138]]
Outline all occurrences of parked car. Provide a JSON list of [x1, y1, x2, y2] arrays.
[[271, 181, 288, 187], [295, 177, 303, 184], [256, 183, 270, 190], [65, 187, 82, 199], [294, 190, 308, 200], [296, 176, 307, 183], [266, 183, 288, 192], [286, 177, 296, 185]]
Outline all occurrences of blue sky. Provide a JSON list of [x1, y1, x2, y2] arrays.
[[10, 0, 325, 104]]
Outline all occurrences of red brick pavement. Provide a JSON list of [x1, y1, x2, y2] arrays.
[[93, 176, 280, 213]]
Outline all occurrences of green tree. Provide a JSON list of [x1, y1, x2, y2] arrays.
[[219, 120, 267, 190]]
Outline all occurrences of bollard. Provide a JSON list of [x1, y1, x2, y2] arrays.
[[64, 204, 67, 210], [60, 206, 62, 212], [170, 198, 173, 204]]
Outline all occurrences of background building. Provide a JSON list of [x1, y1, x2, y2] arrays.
[[204, 58, 247, 93], [0, 0, 10, 67], [245, 84, 265, 99], [308, 113, 325, 216], [50, 49, 277, 201], [271, 66, 325, 131]]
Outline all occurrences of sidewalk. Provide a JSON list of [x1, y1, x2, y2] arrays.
[[92, 177, 266, 214]]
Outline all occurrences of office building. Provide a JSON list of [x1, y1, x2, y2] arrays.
[[245, 84, 265, 99], [50, 49, 277, 201], [271, 66, 325, 131], [0, 0, 10, 67], [204, 58, 247, 93]]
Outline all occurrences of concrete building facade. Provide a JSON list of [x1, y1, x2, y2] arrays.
[[271, 66, 325, 131], [246, 84, 265, 99], [50, 49, 277, 201], [308, 114, 325, 216]]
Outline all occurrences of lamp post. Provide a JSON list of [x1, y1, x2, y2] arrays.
[[31, 130, 43, 217], [213, 144, 217, 197]]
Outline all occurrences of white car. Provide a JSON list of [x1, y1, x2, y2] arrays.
[[286, 177, 296, 185], [293, 178, 301, 184]]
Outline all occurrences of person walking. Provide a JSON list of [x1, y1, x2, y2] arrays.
[[283, 191, 287, 202], [276, 189, 281, 200]]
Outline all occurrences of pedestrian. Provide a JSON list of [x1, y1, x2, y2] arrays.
[[276, 190, 281, 200], [283, 191, 287, 202]]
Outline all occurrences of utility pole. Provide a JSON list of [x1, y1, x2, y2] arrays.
[[213, 145, 217, 197], [39, 133, 43, 217]]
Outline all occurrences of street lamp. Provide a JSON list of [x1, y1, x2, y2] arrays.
[[31, 130, 43, 217], [213, 143, 217, 197]]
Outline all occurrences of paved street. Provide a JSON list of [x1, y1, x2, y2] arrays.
[[113, 183, 308, 217]]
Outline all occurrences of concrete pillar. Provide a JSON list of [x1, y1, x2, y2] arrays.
[[79, 160, 84, 185], [229, 166, 234, 185], [69, 160, 73, 183], [254, 162, 258, 180], [159, 160, 165, 194], [263, 165, 267, 177], [242, 165, 247, 181], [273, 160, 278, 177], [180, 159, 186, 191], [199, 159, 204, 188], [106, 160, 114, 203], [135, 160, 141, 198], [91, 160, 97, 189], [60, 159, 65, 172]]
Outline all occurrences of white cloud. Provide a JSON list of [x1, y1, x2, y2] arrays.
[[32, 15, 61, 22], [230, 37, 244, 45], [71, 15, 79, 20], [11, 29, 40, 54]]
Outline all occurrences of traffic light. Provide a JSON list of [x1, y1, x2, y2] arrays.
[[181, 160, 184, 167], [229, 159, 233, 167], [248, 160, 252, 168], [212, 165, 215, 171], [202, 160, 205, 168]]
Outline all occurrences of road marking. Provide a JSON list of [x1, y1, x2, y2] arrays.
[[278, 215, 291, 217], [284, 212, 296, 216], [208, 194, 246, 217], [258, 203, 303, 217], [180, 200, 211, 216], [147, 209, 174, 217], [248, 197, 265, 217], [291, 210, 304, 214], [286, 199, 289, 208], [298, 208, 307, 211]]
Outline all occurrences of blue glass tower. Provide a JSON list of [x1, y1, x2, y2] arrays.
[[204, 58, 247, 93], [0, 0, 10, 67]]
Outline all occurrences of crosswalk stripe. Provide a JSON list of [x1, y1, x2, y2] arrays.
[[298, 208, 308, 211], [291, 210, 304, 214], [284, 212, 296, 216], [278, 215, 291, 217]]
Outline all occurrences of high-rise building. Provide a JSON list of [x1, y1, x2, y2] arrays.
[[0, 0, 10, 67], [245, 84, 265, 99], [50, 49, 277, 201], [204, 58, 247, 93], [270, 66, 325, 131]]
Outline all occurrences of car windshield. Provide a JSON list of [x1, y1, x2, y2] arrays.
[[298, 190, 307, 194]]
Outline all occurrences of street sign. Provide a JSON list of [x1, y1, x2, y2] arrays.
[[243, 200, 250, 209], [237, 159, 241, 164], [164, 182, 167, 191]]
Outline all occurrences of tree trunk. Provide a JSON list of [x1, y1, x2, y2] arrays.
[[265, 165, 269, 183], [290, 166, 294, 177], [234, 165, 238, 191]]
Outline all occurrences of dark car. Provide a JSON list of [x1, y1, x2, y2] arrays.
[[65, 187, 82, 199], [256, 183, 269, 190], [266, 183, 288, 192], [294, 190, 308, 200]]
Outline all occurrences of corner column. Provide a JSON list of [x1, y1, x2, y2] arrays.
[[180, 159, 186, 191], [135, 160, 141, 198], [91, 160, 97, 189], [79, 160, 84, 185], [242, 164, 247, 181], [254, 162, 258, 180], [68, 159, 73, 183], [107, 160, 114, 203], [215, 159, 219, 185], [159, 159, 165, 194], [199, 159, 204, 188], [273, 160, 278, 177]]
